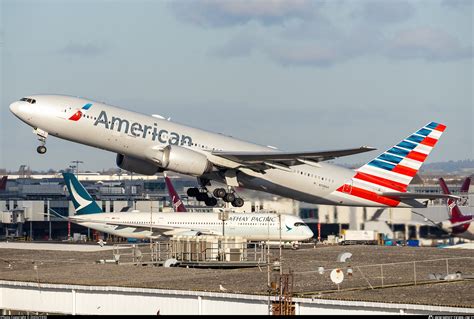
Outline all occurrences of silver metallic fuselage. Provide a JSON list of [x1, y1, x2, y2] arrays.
[[9, 94, 411, 207]]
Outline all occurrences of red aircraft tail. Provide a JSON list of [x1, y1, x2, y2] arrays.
[[460, 177, 471, 193], [164, 173, 187, 212], [439, 178, 464, 219], [0, 176, 7, 191]]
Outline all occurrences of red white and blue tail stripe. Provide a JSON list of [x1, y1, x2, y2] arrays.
[[337, 122, 446, 207]]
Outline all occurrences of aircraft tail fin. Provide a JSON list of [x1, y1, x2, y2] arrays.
[[439, 178, 463, 219], [0, 176, 8, 191], [62, 173, 102, 215], [164, 173, 187, 212], [356, 122, 446, 192], [460, 177, 471, 193]]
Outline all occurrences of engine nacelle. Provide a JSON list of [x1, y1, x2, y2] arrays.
[[116, 154, 161, 175], [176, 231, 203, 236], [160, 145, 212, 176], [439, 221, 453, 231]]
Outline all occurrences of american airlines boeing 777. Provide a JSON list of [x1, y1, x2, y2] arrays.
[[10, 95, 457, 208]]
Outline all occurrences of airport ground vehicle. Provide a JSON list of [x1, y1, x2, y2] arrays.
[[339, 230, 379, 245]]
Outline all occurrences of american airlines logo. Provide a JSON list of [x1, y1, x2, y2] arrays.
[[93, 110, 193, 146], [69, 103, 93, 121]]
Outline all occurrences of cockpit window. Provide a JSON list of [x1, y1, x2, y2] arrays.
[[20, 97, 36, 104], [294, 222, 307, 227]]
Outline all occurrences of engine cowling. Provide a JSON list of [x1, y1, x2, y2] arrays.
[[116, 154, 161, 175], [176, 231, 203, 236], [160, 145, 212, 176], [439, 221, 453, 231]]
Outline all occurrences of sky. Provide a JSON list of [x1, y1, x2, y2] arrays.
[[0, 0, 473, 172]]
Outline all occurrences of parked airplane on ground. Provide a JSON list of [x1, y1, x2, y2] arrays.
[[412, 177, 473, 240], [10, 95, 457, 208], [437, 177, 473, 240], [62, 173, 313, 241], [0, 176, 7, 191]]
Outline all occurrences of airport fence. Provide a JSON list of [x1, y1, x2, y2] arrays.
[[292, 256, 474, 295], [111, 240, 268, 265]]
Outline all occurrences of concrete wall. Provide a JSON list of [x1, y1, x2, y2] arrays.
[[0, 281, 470, 315]]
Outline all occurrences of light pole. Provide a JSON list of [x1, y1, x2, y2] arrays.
[[218, 210, 229, 261], [70, 160, 83, 177]]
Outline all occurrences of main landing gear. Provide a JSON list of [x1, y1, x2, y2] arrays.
[[186, 187, 245, 207], [213, 188, 244, 207], [34, 128, 48, 155], [186, 187, 218, 207]]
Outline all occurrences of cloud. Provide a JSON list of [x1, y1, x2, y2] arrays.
[[265, 43, 342, 67], [58, 42, 108, 57], [352, 0, 415, 25], [386, 27, 473, 61], [171, 1, 472, 67], [170, 0, 316, 27]]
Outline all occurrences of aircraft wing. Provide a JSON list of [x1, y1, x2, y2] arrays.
[[211, 146, 376, 170], [382, 192, 461, 200]]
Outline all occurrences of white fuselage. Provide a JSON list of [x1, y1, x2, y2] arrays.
[[70, 212, 314, 241], [446, 218, 474, 241], [10, 95, 414, 207]]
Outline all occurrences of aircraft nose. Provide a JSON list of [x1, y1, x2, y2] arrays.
[[9, 101, 20, 115]]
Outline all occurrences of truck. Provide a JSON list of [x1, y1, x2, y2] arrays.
[[339, 230, 378, 245]]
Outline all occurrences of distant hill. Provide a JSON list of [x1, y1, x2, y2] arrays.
[[338, 159, 474, 174], [419, 159, 474, 174]]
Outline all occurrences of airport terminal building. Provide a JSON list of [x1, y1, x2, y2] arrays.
[[0, 171, 472, 244]]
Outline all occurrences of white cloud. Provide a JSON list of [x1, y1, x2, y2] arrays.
[[170, 0, 316, 27], [386, 27, 473, 61], [266, 43, 342, 67]]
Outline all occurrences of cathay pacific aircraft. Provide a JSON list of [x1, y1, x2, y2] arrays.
[[62, 173, 313, 241], [10, 95, 457, 208]]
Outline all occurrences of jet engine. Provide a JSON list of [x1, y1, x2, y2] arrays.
[[158, 145, 213, 176], [439, 221, 453, 231], [176, 230, 203, 236], [116, 154, 162, 175]]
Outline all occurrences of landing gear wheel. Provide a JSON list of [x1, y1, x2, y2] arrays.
[[231, 197, 244, 207], [187, 188, 199, 197], [196, 192, 209, 201], [223, 192, 236, 203], [37, 145, 47, 154], [213, 188, 227, 198], [205, 197, 218, 206]]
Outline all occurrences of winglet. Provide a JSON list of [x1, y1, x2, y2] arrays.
[[63, 173, 102, 215]]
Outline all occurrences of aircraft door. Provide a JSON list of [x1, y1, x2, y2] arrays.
[[342, 179, 353, 194]]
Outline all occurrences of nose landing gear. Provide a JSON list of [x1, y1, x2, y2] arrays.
[[34, 128, 48, 155], [37, 145, 47, 154]]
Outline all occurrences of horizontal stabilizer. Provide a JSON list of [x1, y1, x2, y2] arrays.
[[382, 192, 460, 200]]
